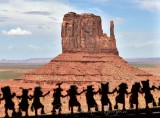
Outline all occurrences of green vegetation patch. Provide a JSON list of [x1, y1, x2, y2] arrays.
[[0, 63, 43, 70], [130, 63, 160, 68], [0, 63, 43, 80], [0, 71, 23, 80]]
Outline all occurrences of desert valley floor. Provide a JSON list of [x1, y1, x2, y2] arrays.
[[0, 61, 160, 117]]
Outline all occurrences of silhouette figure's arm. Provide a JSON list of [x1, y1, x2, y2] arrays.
[[77, 91, 83, 95], [61, 94, 67, 98], [138, 90, 143, 94], [93, 90, 99, 94], [11, 92, 16, 98], [62, 93, 69, 98], [150, 85, 156, 91], [61, 94, 65, 98], [17, 96, 22, 99], [42, 91, 50, 97], [108, 87, 117, 94], [126, 90, 131, 95], [77, 87, 86, 95], [62, 90, 70, 97], [28, 95, 32, 100], [77, 89, 86, 95], [29, 95, 34, 99], [154, 86, 160, 90], [0, 97, 4, 101]]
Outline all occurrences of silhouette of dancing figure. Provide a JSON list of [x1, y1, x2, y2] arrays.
[[65, 85, 84, 114], [52, 82, 64, 114], [17, 87, 32, 117], [30, 86, 50, 116], [0, 86, 16, 118], [129, 82, 142, 111], [141, 80, 157, 109], [85, 85, 99, 112], [114, 83, 129, 110], [99, 83, 117, 112]]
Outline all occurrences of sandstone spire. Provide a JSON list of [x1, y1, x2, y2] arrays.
[[110, 21, 115, 38], [61, 12, 118, 55]]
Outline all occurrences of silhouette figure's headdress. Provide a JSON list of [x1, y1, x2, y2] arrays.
[[1, 86, 15, 97], [134, 82, 141, 88], [70, 85, 78, 90], [87, 85, 94, 91], [19, 87, 32, 95], [141, 80, 149, 89], [101, 82, 109, 89], [35, 86, 42, 90], [56, 82, 63, 86], [34, 86, 43, 95], [118, 83, 128, 89], [54, 83, 63, 91]]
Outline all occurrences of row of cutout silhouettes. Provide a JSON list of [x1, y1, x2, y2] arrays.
[[0, 79, 160, 117]]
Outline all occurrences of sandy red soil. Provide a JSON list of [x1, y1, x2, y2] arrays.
[[0, 53, 160, 117], [0, 72, 160, 117]]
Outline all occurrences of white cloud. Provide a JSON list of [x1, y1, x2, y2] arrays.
[[0, 0, 81, 26], [0, 0, 83, 39], [2, 27, 32, 36], [133, 0, 160, 11], [0, 0, 118, 37]]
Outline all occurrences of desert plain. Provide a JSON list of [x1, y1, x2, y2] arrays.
[[0, 61, 160, 117]]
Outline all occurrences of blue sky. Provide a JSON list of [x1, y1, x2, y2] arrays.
[[0, 0, 160, 60]]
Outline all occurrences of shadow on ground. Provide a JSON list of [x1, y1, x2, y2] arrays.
[[17, 107, 160, 118]]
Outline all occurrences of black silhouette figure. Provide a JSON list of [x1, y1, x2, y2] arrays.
[[52, 82, 64, 114], [65, 85, 84, 114], [114, 83, 129, 110], [141, 80, 157, 109], [99, 83, 117, 112], [85, 85, 99, 112], [129, 82, 142, 111], [30, 86, 50, 116], [17, 87, 32, 117], [0, 86, 16, 118]]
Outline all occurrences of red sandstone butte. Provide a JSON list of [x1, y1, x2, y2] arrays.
[[62, 12, 118, 55], [19, 12, 156, 85]]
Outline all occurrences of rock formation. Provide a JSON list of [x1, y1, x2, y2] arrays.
[[62, 12, 118, 55], [19, 12, 156, 86]]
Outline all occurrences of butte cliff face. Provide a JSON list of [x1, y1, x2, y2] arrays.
[[20, 12, 156, 86], [62, 12, 118, 55]]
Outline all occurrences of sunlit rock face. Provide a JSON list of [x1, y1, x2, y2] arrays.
[[21, 12, 154, 84], [61, 12, 118, 55]]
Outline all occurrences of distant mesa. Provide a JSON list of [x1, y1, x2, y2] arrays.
[[62, 12, 118, 55], [19, 12, 155, 84]]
